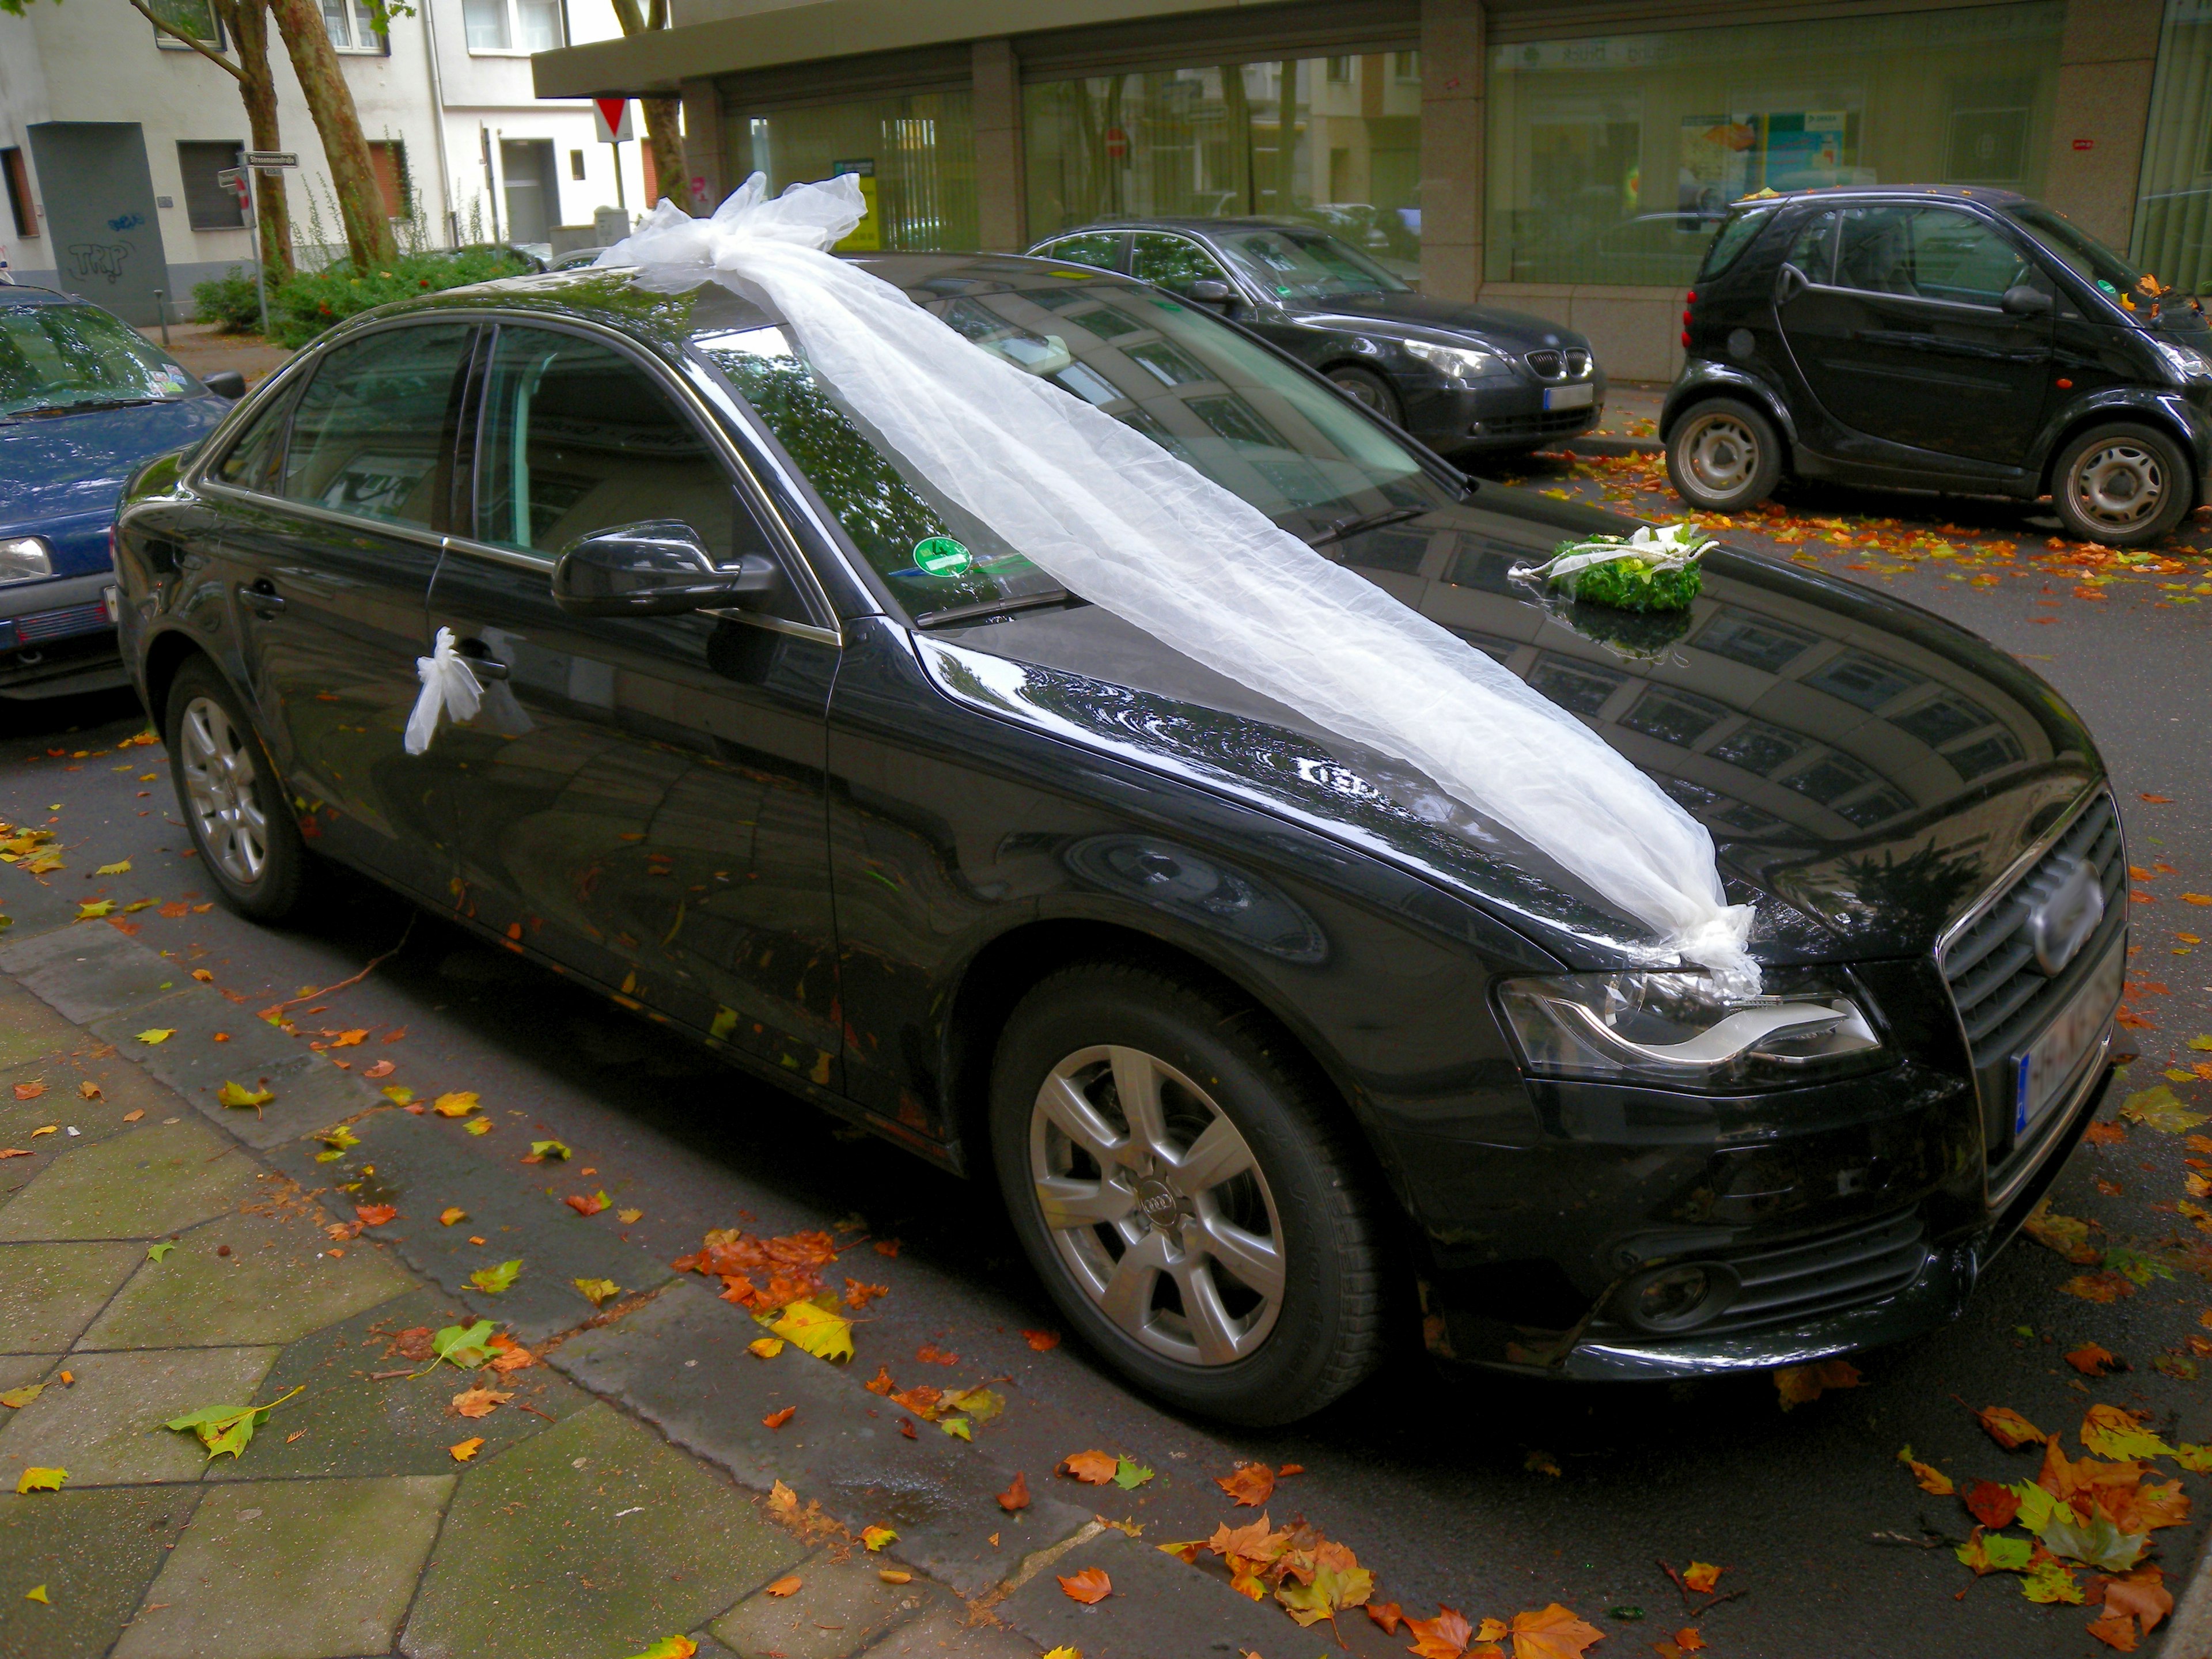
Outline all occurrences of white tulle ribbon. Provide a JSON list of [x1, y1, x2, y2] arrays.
[[599, 177, 1760, 995], [404, 627, 484, 756]]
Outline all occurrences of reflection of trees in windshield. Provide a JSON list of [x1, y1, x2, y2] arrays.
[[0, 304, 192, 415]]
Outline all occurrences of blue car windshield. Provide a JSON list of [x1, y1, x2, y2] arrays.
[[0, 302, 200, 419]]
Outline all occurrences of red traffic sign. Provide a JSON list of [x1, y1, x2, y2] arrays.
[[593, 97, 633, 144], [1104, 126, 1128, 160]]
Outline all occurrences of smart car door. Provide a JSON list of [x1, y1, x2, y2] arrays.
[[214, 320, 476, 896], [423, 321, 842, 1078]]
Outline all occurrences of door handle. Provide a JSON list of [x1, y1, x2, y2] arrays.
[[456, 641, 509, 680], [238, 580, 285, 616]]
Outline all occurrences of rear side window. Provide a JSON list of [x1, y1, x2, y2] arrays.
[[280, 324, 474, 528], [1039, 232, 1124, 272], [1698, 204, 1781, 281]]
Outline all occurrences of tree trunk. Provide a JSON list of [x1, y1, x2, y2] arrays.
[[641, 96, 690, 213], [215, 0, 293, 277], [266, 0, 395, 267]]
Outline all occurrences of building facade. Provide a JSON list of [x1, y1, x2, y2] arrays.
[[532, 0, 2212, 381], [0, 0, 656, 325]]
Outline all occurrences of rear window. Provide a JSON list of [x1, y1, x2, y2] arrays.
[[1698, 204, 1782, 281]]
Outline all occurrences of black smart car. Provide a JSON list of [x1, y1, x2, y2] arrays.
[[1028, 218, 1605, 456], [114, 257, 2122, 1425], [1665, 186, 2212, 547]]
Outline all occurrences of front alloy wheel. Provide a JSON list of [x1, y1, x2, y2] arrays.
[[180, 695, 270, 887]]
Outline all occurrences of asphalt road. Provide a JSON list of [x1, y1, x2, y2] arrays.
[[6, 463, 2210, 1659]]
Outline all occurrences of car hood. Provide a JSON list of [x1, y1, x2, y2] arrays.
[[1283, 291, 1589, 352], [917, 488, 2103, 970], [0, 397, 229, 535]]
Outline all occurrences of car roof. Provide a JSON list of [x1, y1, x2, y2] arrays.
[[0, 283, 100, 306], [1038, 217, 1313, 238], [1730, 184, 2031, 210]]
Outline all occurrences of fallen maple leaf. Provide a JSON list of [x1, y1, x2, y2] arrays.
[[565, 1190, 610, 1217], [1978, 1406, 2050, 1448], [1965, 1480, 2022, 1529], [450, 1437, 484, 1461], [1406, 1605, 1474, 1659], [1366, 1601, 1406, 1635], [15, 1467, 65, 1494], [355, 1203, 396, 1228], [2084, 1120, 2127, 1146], [843, 1277, 888, 1309], [747, 1337, 783, 1359], [2088, 1610, 2142, 1650], [771, 1300, 853, 1363], [431, 1091, 480, 1118], [862, 1524, 897, 1551], [618, 1209, 643, 1225], [762, 1406, 796, 1429], [11, 1081, 42, 1101], [78, 1081, 100, 1100], [768, 1479, 798, 1514], [764, 1575, 801, 1597], [1773, 1359, 1859, 1408], [1058, 1567, 1111, 1604], [1060, 1449, 1121, 1484], [2068, 1345, 2123, 1378], [1507, 1603, 1606, 1659], [450, 1387, 511, 1419], [1899, 1445, 1955, 1495], [216, 1081, 272, 1109], [1681, 1562, 1722, 1594], [625, 1640, 696, 1659], [998, 1471, 1031, 1511], [439, 1207, 467, 1226], [573, 1277, 621, 1307], [2024, 1198, 2102, 1263], [2082, 1404, 2177, 1461], [2063, 1272, 2137, 1304], [1217, 1461, 1275, 1506], [469, 1260, 521, 1294], [331, 1029, 368, 1047], [365, 1060, 395, 1079], [1023, 1328, 1060, 1351], [916, 1343, 957, 1365]]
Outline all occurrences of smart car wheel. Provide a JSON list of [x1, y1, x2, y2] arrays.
[[990, 960, 1384, 1426], [1666, 398, 1782, 512], [1326, 365, 1403, 426], [165, 656, 308, 922], [2054, 423, 2192, 547]]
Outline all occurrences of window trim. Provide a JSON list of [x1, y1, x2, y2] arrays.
[[321, 0, 394, 55], [150, 0, 225, 51], [461, 0, 565, 57]]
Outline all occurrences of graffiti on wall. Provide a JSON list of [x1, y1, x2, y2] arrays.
[[66, 241, 132, 283]]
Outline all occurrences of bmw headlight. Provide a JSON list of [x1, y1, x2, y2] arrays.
[[2153, 340, 2212, 385], [1495, 969, 1886, 1091], [0, 536, 52, 583], [1402, 337, 1505, 384]]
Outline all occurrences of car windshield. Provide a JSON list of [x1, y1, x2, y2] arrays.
[[1209, 228, 1410, 301], [2003, 203, 2155, 304], [0, 301, 199, 418], [693, 276, 1455, 619]]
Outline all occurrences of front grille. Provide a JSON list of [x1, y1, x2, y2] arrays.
[[1476, 408, 1594, 440], [1942, 794, 2124, 1070], [5, 601, 111, 647], [1522, 347, 1593, 381], [1707, 1208, 1930, 1334]]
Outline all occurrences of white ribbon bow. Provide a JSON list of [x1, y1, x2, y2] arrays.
[[403, 627, 484, 756], [1509, 521, 1716, 587]]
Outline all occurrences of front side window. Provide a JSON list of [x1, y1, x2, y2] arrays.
[[1834, 206, 2031, 305], [1039, 232, 1124, 272], [280, 323, 472, 528], [1209, 227, 1407, 301], [0, 302, 199, 419], [2008, 202, 2150, 301], [1130, 233, 1232, 297], [212, 389, 291, 491]]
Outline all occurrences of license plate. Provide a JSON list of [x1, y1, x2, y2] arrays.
[[101, 585, 120, 624], [2014, 939, 2124, 1135], [1544, 382, 1594, 411]]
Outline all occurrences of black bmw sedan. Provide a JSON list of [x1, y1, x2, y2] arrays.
[[113, 257, 2122, 1425], [1026, 218, 1606, 457]]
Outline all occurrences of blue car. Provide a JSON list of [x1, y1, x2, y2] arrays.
[[0, 285, 242, 698]]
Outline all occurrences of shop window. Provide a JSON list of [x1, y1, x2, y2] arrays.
[[176, 141, 248, 230], [2135, 0, 2212, 293], [728, 92, 976, 252], [1487, 2, 2062, 287], [149, 0, 223, 49], [1024, 56, 1421, 282], [3, 149, 39, 238]]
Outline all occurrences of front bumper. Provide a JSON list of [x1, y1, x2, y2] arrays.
[[1403, 376, 1605, 450]]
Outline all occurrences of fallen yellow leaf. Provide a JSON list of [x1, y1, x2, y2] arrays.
[[440, 1207, 467, 1226], [747, 1337, 785, 1359], [432, 1091, 480, 1118], [135, 1029, 173, 1045], [16, 1467, 65, 1494], [449, 1437, 484, 1462], [771, 1300, 854, 1363]]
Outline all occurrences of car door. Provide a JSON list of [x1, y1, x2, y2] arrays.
[[214, 319, 476, 897], [1775, 203, 2053, 464], [421, 321, 844, 1081]]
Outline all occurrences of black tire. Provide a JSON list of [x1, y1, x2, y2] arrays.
[[1666, 397, 1783, 512], [163, 655, 309, 922], [1325, 365, 1404, 426], [2052, 422, 2193, 547], [988, 960, 1384, 1426]]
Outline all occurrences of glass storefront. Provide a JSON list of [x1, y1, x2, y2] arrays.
[[1486, 3, 2063, 287], [728, 91, 978, 252], [1024, 54, 1422, 276], [2134, 0, 2212, 294]]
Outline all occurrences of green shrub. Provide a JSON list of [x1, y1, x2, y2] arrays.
[[265, 246, 537, 349], [190, 267, 266, 333]]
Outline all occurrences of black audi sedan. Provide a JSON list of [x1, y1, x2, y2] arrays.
[[1665, 185, 2212, 547], [112, 257, 2122, 1425], [1027, 218, 1606, 456]]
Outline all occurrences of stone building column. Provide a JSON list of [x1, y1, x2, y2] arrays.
[[681, 80, 722, 210], [2043, 0, 2164, 247], [1419, 0, 1483, 301], [974, 37, 1026, 251]]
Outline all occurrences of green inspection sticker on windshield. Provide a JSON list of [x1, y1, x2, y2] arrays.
[[912, 536, 972, 576]]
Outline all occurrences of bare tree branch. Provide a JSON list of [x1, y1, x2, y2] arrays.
[[126, 0, 248, 79]]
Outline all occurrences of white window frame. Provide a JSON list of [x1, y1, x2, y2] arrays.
[[322, 0, 393, 55], [463, 0, 565, 57], [150, 0, 226, 52]]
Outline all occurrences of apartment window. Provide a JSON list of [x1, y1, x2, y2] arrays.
[[463, 0, 562, 52], [1, 149, 35, 238], [369, 139, 409, 219], [149, 0, 224, 50], [569, 147, 586, 180], [177, 141, 249, 230], [321, 0, 391, 53], [1393, 51, 1419, 82], [1326, 55, 1353, 83]]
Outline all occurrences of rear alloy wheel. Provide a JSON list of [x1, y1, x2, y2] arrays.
[[2054, 422, 2192, 547], [165, 656, 308, 921], [1326, 365, 1403, 426], [1666, 397, 1783, 512], [990, 961, 1384, 1425]]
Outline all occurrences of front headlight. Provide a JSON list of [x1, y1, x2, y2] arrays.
[[1402, 337, 1505, 384], [2153, 340, 2212, 384], [1495, 968, 1886, 1092], [0, 536, 52, 583]]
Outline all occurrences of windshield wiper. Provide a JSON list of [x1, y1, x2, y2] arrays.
[[911, 589, 1089, 630], [1303, 505, 1427, 547], [8, 396, 166, 421]]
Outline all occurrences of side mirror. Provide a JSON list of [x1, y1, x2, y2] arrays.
[[551, 520, 781, 618], [1186, 279, 1235, 308], [2000, 284, 2054, 317], [203, 369, 247, 400]]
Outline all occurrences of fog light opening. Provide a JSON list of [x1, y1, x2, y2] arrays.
[[1617, 1261, 1740, 1334]]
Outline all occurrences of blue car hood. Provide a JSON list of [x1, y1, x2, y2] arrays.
[[0, 397, 230, 534]]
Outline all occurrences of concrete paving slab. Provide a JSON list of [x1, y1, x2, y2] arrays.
[[0, 1116, 259, 1241], [402, 1402, 810, 1659], [0, 1483, 202, 1659], [1, 1051, 190, 1158], [854, 1606, 1036, 1657], [0, 924, 193, 1024], [710, 1548, 944, 1659], [0, 972, 76, 1069], [197, 1051, 384, 1152], [82, 1209, 414, 1349], [0, 1343, 279, 1486], [0, 1240, 146, 1351], [0, 866, 100, 942], [204, 1284, 593, 1482], [112, 1475, 453, 1659], [997, 1528, 1283, 1659], [0, 1352, 58, 1393]]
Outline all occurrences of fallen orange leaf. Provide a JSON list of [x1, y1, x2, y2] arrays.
[[451, 1387, 511, 1419], [2068, 1344, 2123, 1378], [998, 1470, 1031, 1512], [1022, 1329, 1060, 1351], [1215, 1461, 1275, 1507], [1060, 1450, 1120, 1485], [1507, 1603, 1605, 1659], [449, 1437, 483, 1462], [916, 1344, 957, 1365], [1365, 1601, 1404, 1635], [763, 1406, 796, 1430], [1404, 1605, 1472, 1659], [355, 1204, 396, 1228], [1977, 1405, 2050, 1448], [1681, 1562, 1722, 1594], [1057, 1567, 1111, 1605], [565, 1191, 609, 1217], [764, 1575, 801, 1597], [1774, 1359, 1860, 1408]]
